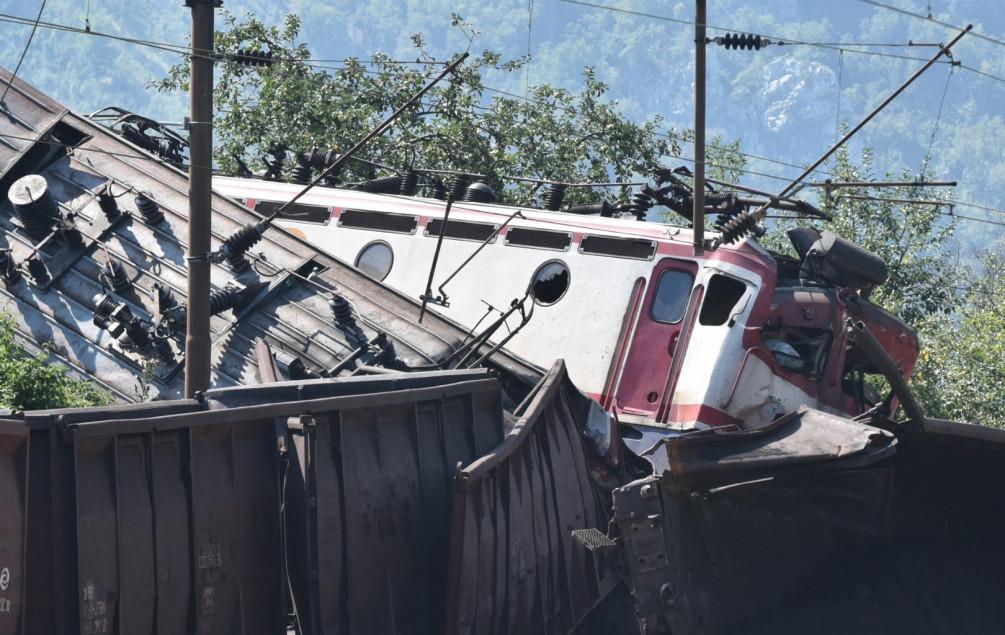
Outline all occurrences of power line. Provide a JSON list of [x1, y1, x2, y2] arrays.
[[0, 0, 48, 106], [559, 0, 953, 63], [0, 11, 446, 66], [558, 0, 1005, 90], [4, 127, 1005, 231], [858, 0, 1005, 48]]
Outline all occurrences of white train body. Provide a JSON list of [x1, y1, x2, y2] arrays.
[[212, 176, 912, 429]]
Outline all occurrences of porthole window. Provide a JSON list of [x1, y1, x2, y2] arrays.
[[354, 240, 393, 281], [529, 260, 570, 306]]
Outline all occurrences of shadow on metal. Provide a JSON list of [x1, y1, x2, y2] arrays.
[[611, 410, 1005, 634]]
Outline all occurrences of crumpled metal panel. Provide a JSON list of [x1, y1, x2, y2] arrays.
[[446, 361, 616, 635], [0, 419, 28, 635], [664, 405, 897, 478]]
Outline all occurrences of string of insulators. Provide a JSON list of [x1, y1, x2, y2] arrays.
[[134, 193, 164, 225], [92, 293, 133, 330], [102, 258, 131, 292], [463, 181, 497, 203], [229, 49, 274, 67], [209, 286, 243, 316], [717, 210, 762, 244], [352, 175, 404, 194], [8, 174, 58, 239], [96, 183, 120, 220], [329, 293, 355, 328], [400, 170, 419, 196], [448, 175, 470, 201], [431, 179, 446, 200], [629, 192, 654, 219], [544, 184, 566, 211], [712, 33, 772, 50], [220, 223, 265, 272], [291, 161, 312, 184]]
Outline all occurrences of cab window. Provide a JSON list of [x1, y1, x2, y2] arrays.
[[651, 269, 694, 324]]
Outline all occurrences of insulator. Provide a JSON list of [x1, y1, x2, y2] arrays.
[[352, 175, 402, 194], [371, 332, 398, 367], [152, 336, 174, 362], [92, 293, 134, 329], [431, 179, 446, 200], [209, 286, 242, 316], [291, 162, 312, 184], [329, 293, 355, 328], [8, 174, 58, 239], [543, 183, 566, 211], [134, 193, 164, 225], [399, 170, 419, 196], [24, 257, 49, 285], [714, 33, 771, 50], [263, 146, 287, 181], [447, 175, 469, 201], [301, 148, 339, 169], [96, 183, 120, 220], [718, 210, 761, 244], [93, 293, 119, 320], [566, 201, 614, 217], [152, 282, 178, 311], [123, 318, 150, 348], [220, 223, 265, 272], [0, 249, 19, 283], [231, 48, 274, 67], [58, 218, 85, 249], [629, 192, 654, 219], [102, 258, 131, 292], [463, 181, 497, 203]]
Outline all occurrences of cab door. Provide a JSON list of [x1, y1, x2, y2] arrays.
[[613, 258, 698, 415]]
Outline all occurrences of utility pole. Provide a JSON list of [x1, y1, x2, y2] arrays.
[[185, 0, 218, 397], [693, 0, 706, 257]]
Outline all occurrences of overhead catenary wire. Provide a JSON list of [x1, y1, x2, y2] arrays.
[[0, 0, 48, 107], [558, 0, 1005, 89], [858, 0, 1005, 49], [921, 64, 954, 175]]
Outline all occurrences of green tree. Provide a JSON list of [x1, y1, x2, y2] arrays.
[[765, 145, 958, 325], [912, 255, 1005, 428], [0, 314, 110, 411], [154, 11, 680, 206]]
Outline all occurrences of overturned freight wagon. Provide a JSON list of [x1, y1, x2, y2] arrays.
[[6, 363, 614, 634]]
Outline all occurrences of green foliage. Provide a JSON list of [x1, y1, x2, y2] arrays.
[[0, 314, 110, 411], [912, 256, 1005, 428], [765, 145, 958, 325], [153, 11, 680, 206]]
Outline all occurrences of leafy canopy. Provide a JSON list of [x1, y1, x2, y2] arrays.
[[154, 11, 680, 206]]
